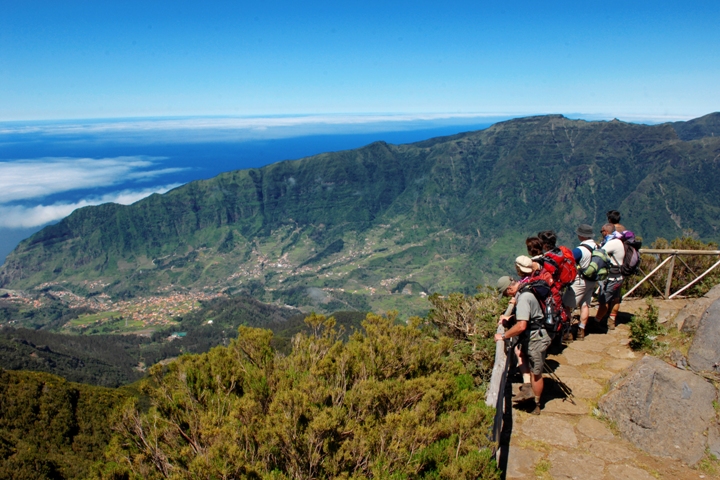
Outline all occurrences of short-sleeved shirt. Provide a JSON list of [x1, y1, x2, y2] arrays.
[[603, 238, 625, 279], [515, 291, 544, 329], [572, 239, 597, 271]]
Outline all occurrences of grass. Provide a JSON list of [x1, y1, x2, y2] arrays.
[[697, 451, 720, 476], [70, 311, 122, 326], [533, 458, 551, 479], [632, 462, 661, 479], [84, 316, 145, 334], [516, 438, 552, 454], [590, 403, 623, 437]]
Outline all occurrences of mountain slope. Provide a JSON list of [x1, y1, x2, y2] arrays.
[[2, 114, 720, 314]]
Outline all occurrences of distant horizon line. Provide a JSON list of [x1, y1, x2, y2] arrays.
[[0, 111, 707, 126]]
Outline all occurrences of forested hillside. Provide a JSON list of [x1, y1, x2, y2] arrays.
[[0, 369, 130, 479], [1, 293, 504, 479], [100, 296, 503, 479], [2, 113, 720, 315]]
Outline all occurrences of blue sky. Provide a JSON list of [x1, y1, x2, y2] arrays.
[[1, 1, 718, 121], [0, 1, 719, 263]]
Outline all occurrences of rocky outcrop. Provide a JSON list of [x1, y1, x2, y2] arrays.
[[675, 283, 720, 332], [599, 355, 717, 466], [687, 296, 720, 372]]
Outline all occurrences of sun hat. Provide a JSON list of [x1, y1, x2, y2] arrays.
[[515, 255, 533, 274], [497, 276, 513, 298], [576, 224, 594, 238]]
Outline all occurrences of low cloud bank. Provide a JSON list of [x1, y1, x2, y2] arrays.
[[0, 156, 185, 203], [0, 184, 182, 228], [0, 113, 693, 142], [0, 114, 518, 144]]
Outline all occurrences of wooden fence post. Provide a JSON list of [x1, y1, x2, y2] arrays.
[[664, 255, 676, 299]]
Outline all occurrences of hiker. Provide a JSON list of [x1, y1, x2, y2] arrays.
[[516, 255, 553, 285], [525, 236, 544, 257], [495, 276, 552, 415], [564, 224, 598, 340], [595, 223, 625, 330], [607, 210, 626, 233], [536, 230, 577, 320], [606, 210, 633, 325], [513, 255, 551, 396]]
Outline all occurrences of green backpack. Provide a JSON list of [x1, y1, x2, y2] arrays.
[[577, 245, 611, 282]]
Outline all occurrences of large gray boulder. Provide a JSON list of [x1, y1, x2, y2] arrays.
[[675, 283, 720, 332], [688, 296, 720, 372], [599, 356, 717, 465]]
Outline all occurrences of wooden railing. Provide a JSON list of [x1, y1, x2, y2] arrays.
[[486, 323, 508, 445], [624, 249, 720, 300], [486, 303, 513, 450]]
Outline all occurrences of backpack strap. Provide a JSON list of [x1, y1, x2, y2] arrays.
[[579, 244, 594, 254], [606, 251, 623, 275], [516, 290, 546, 331]]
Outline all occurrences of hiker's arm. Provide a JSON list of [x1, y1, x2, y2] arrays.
[[494, 320, 527, 341], [498, 300, 516, 324]]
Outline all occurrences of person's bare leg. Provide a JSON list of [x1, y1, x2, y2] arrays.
[[515, 347, 533, 400], [531, 372, 544, 397], [516, 346, 531, 384], [577, 304, 590, 339], [608, 300, 620, 330], [530, 372, 544, 414], [579, 304, 590, 327]]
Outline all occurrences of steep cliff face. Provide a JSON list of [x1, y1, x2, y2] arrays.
[[2, 114, 720, 312]]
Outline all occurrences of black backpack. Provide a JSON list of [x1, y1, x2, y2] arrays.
[[518, 279, 551, 306]]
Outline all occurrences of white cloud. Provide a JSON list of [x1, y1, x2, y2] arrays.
[[0, 113, 504, 136], [0, 112, 698, 139], [0, 114, 521, 145], [0, 156, 184, 202], [0, 184, 182, 228]]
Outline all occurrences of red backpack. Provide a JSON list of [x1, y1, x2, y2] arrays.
[[540, 246, 577, 318], [541, 246, 576, 289]]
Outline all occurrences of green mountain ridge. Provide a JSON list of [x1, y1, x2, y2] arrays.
[[2, 113, 720, 314]]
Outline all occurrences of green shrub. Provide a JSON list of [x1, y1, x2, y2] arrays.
[[426, 288, 504, 382], [102, 312, 500, 479], [629, 299, 665, 351]]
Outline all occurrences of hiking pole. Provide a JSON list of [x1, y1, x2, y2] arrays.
[[543, 362, 576, 405]]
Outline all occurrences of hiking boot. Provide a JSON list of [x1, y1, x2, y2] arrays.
[[577, 327, 585, 341], [530, 404, 541, 415], [513, 383, 534, 402], [607, 316, 616, 330]]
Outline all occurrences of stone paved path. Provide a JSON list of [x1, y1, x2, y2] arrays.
[[500, 299, 718, 480]]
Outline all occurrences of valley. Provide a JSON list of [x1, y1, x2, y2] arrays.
[[4, 114, 720, 320]]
